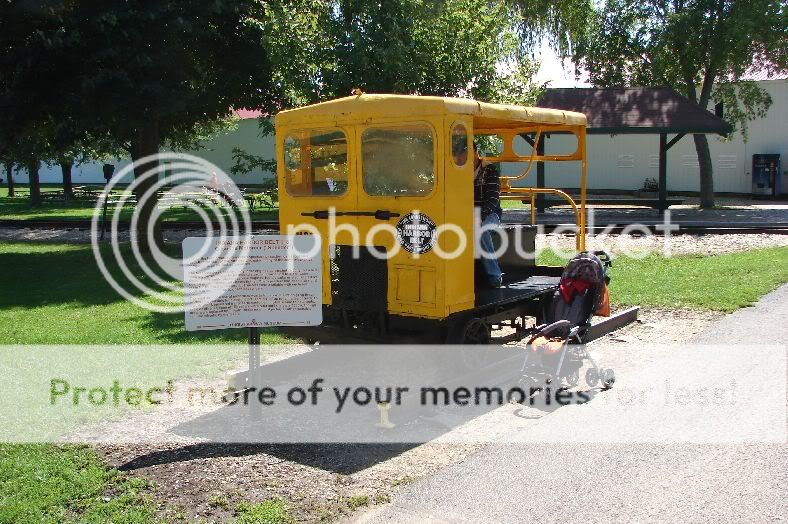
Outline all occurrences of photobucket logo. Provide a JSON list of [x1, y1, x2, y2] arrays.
[[282, 209, 470, 263], [90, 153, 252, 313], [284, 207, 679, 263]]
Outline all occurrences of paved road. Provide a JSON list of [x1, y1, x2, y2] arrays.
[[352, 285, 788, 523]]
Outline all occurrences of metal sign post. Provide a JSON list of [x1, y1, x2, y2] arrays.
[[100, 164, 115, 240], [247, 326, 261, 419]]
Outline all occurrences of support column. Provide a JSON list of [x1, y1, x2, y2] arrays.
[[658, 133, 667, 212], [579, 128, 587, 251], [536, 135, 546, 213]]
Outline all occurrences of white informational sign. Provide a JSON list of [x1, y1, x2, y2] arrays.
[[182, 235, 322, 331]]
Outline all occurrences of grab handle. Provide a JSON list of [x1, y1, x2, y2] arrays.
[[301, 210, 330, 219], [300, 210, 400, 220], [372, 210, 400, 220]]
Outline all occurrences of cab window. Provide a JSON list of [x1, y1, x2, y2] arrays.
[[451, 123, 469, 167], [284, 129, 348, 196], [361, 124, 434, 196]]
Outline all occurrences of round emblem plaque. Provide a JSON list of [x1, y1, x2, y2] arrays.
[[395, 212, 437, 254]]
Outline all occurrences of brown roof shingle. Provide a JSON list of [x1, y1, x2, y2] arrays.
[[537, 87, 732, 135]]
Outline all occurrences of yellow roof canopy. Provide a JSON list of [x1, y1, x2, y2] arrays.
[[275, 94, 587, 129]]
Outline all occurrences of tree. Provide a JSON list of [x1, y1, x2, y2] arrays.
[[2, 163, 15, 197], [257, 0, 545, 105], [0, 121, 54, 207], [508, 0, 594, 55], [233, 0, 547, 177], [45, 128, 127, 199], [1, 0, 277, 248], [47, 128, 91, 200], [572, 0, 788, 208], [328, 0, 541, 101], [0, 3, 56, 206], [0, 145, 17, 197]]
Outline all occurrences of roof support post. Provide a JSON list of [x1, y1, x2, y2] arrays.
[[536, 135, 545, 213], [658, 133, 685, 211], [659, 133, 668, 212]]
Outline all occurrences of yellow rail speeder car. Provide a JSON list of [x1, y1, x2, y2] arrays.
[[275, 93, 588, 343]]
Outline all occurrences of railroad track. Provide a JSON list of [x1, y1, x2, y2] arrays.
[[1, 219, 787, 235]]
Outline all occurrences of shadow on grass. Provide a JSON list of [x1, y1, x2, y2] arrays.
[[0, 242, 287, 344], [0, 244, 173, 309], [136, 311, 282, 344], [0, 248, 120, 309]]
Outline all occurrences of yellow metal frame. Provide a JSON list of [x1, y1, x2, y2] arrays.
[[274, 94, 588, 320], [475, 124, 587, 251]]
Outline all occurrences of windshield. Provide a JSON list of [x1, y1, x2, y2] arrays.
[[361, 124, 434, 197]]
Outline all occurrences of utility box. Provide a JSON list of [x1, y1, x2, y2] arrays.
[[752, 154, 782, 197]]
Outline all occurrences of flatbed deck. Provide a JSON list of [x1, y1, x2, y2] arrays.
[[284, 269, 563, 344], [474, 274, 559, 308]]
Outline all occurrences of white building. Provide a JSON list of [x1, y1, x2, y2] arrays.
[[11, 111, 274, 187], [10, 77, 787, 196]]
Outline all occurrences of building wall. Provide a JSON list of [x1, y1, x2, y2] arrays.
[[8, 79, 787, 194], [10, 118, 274, 186]]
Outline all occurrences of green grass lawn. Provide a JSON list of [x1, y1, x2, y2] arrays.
[[501, 199, 528, 209], [540, 247, 788, 312], [0, 445, 159, 524]]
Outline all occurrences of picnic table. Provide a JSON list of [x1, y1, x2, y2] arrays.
[[243, 190, 277, 212], [39, 185, 102, 203]]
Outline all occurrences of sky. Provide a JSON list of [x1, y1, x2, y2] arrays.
[[533, 40, 591, 88]]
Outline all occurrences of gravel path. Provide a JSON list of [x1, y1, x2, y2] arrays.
[[540, 232, 788, 256]]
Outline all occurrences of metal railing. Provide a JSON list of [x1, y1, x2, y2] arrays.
[[499, 187, 585, 251]]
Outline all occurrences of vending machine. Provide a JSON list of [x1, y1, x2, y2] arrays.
[[751, 154, 782, 197]]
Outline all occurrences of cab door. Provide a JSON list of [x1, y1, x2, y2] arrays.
[[277, 125, 358, 306], [354, 120, 446, 319]]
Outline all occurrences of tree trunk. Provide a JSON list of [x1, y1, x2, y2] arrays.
[[5, 164, 14, 197], [60, 161, 73, 198], [692, 70, 718, 209], [28, 161, 41, 207], [129, 116, 163, 252], [694, 133, 715, 208]]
